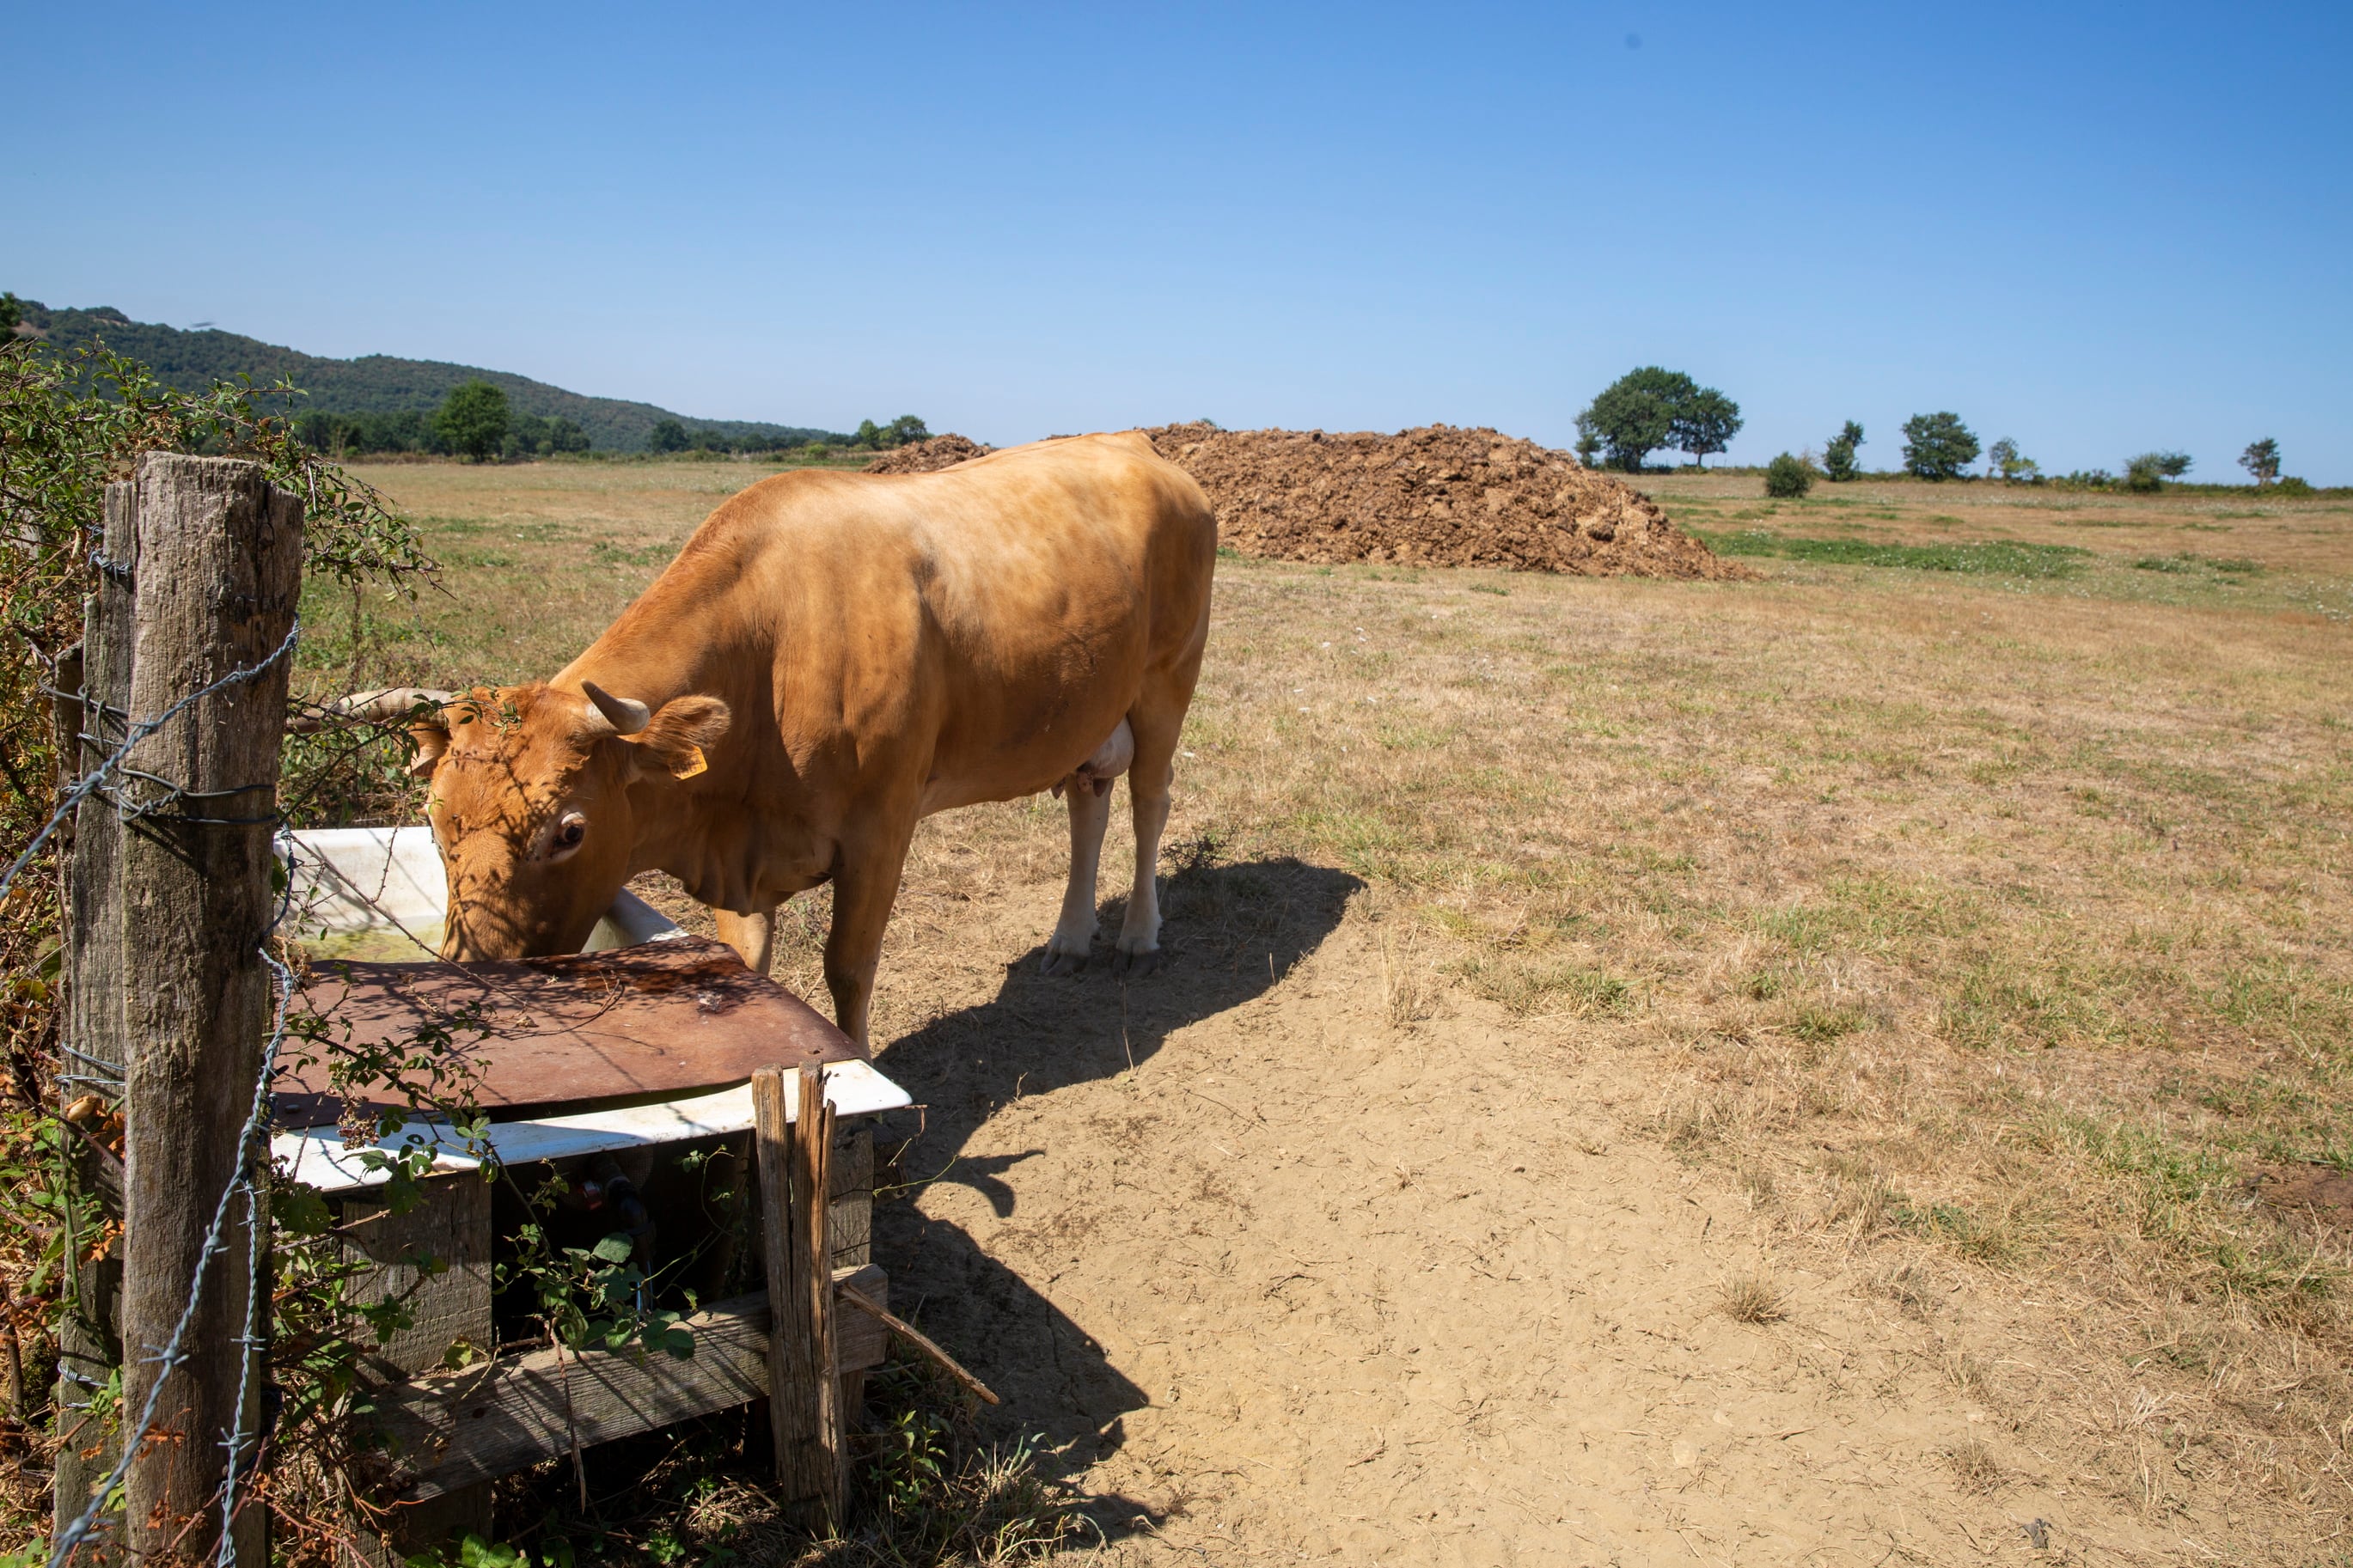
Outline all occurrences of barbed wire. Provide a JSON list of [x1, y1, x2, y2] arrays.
[[0, 619, 303, 909]]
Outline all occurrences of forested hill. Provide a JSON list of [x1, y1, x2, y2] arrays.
[[12, 301, 846, 452]]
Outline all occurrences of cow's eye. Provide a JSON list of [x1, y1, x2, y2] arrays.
[[553, 815, 587, 852]]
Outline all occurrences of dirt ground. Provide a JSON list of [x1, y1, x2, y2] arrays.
[[342, 458, 2353, 1566], [743, 870, 2283, 1568]]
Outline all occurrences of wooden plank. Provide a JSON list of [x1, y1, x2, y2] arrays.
[[756, 1066, 843, 1528], [376, 1268, 885, 1501], [117, 455, 301, 1565], [341, 1174, 494, 1378], [341, 1174, 495, 1562], [796, 1065, 845, 1524]]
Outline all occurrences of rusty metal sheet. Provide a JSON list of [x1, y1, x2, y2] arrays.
[[275, 936, 859, 1131]]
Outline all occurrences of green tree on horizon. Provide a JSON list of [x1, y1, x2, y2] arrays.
[[1900, 412, 1979, 480], [1581, 367, 1739, 472], [433, 379, 510, 462], [1822, 420, 1864, 482], [2239, 438, 2281, 486], [1672, 387, 1743, 468]]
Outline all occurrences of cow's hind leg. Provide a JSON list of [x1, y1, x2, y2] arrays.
[[1042, 779, 1113, 976], [1112, 684, 1192, 978], [714, 905, 775, 975]]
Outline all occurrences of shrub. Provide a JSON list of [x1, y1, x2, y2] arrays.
[[1764, 452, 1814, 498], [1901, 412, 1979, 480], [2274, 476, 2315, 497]]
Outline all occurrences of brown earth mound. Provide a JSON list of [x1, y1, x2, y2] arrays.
[[864, 434, 994, 473], [1147, 423, 1743, 578]]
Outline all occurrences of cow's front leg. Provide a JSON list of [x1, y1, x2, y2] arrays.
[[1042, 779, 1113, 976], [823, 816, 914, 1048], [714, 905, 775, 974]]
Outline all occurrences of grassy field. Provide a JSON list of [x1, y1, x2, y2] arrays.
[[320, 458, 2353, 1561]]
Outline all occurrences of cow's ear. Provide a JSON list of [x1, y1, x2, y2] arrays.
[[624, 695, 730, 781], [405, 723, 451, 780]]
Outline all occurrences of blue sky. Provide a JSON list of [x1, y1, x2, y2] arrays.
[[7, 2, 2347, 479]]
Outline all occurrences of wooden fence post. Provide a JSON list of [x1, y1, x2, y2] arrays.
[[753, 1065, 843, 1531], [114, 455, 302, 1563], [51, 480, 138, 1544]]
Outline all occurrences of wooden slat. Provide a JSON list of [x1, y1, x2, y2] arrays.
[[376, 1266, 885, 1501], [342, 1174, 495, 1561], [760, 1065, 844, 1528]]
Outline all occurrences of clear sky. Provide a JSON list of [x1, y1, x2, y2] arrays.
[[7, 2, 2347, 480]]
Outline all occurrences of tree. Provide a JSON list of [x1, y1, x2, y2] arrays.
[[1672, 387, 1742, 468], [1899, 412, 1979, 480], [1572, 409, 1601, 467], [2124, 451, 2191, 492], [1822, 420, 1863, 482], [0, 292, 19, 337], [1764, 452, 1814, 498], [853, 418, 884, 449], [2239, 438, 2281, 486], [648, 418, 689, 453], [883, 414, 930, 448], [1581, 366, 1738, 473], [1986, 436, 2039, 482], [432, 379, 510, 462]]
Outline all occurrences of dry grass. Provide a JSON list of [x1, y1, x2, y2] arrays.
[[1718, 1272, 1788, 1324], [331, 457, 2353, 1548]]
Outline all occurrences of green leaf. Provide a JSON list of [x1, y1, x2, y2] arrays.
[[590, 1234, 636, 1264]]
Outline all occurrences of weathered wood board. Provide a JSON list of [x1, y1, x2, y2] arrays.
[[376, 1266, 886, 1501]]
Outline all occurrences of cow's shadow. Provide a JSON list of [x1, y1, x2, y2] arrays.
[[868, 855, 1361, 1522]]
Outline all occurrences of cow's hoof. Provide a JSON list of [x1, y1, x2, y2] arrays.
[[1111, 947, 1162, 979], [1040, 949, 1088, 978]]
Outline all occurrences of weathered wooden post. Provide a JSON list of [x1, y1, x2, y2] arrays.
[[51, 480, 138, 1543], [113, 455, 302, 1562], [753, 1064, 844, 1531]]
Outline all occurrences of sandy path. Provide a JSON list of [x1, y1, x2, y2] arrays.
[[862, 863, 2199, 1566]]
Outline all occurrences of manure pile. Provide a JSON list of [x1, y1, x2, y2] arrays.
[[863, 434, 994, 473], [866, 423, 1739, 580], [1147, 423, 1742, 578]]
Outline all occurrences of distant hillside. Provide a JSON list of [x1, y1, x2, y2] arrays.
[[10, 300, 848, 452]]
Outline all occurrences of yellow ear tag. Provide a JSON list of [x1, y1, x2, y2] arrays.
[[672, 745, 708, 780]]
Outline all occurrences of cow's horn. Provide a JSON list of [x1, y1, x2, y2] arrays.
[[287, 686, 453, 733], [580, 680, 651, 735]]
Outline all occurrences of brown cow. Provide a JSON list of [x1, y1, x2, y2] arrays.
[[390, 431, 1214, 1045]]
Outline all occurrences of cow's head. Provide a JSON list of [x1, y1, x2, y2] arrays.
[[401, 681, 730, 960]]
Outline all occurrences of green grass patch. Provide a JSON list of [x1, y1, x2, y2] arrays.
[[2133, 552, 2264, 576], [1696, 530, 2091, 578]]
